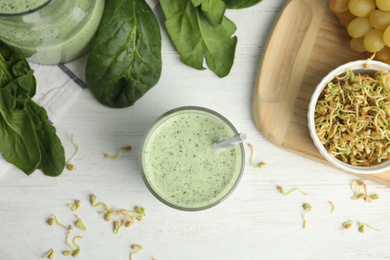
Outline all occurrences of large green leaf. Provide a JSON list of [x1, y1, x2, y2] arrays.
[[223, 0, 263, 9], [27, 100, 65, 177], [0, 87, 40, 175], [0, 42, 64, 176], [0, 45, 36, 98], [161, 0, 237, 78], [86, 0, 162, 108], [191, 0, 226, 25]]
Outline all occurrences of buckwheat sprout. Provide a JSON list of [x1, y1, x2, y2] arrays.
[[42, 248, 54, 259], [358, 223, 383, 233], [130, 244, 143, 260], [90, 194, 113, 217], [364, 53, 376, 70], [277, 186, 307, 196], [113, 220, 125, 234], [302, 203, 311, 229], [73, 236, 82, 249], [66, 135, 79, 171], [63, 236, 82, 257], [351, 180, 365, 200], [68, 200, 81, 211], [370, 193, 379, 200], [350, 180, 378, 202], [329, 201, 335, 213], [48, 215, 69, 231], [75, 215, 87, 231], [90, 195, 146, 233], [247, 144, 266, 168], [104, 146, 132, 160], [341, 220, 353, 230]]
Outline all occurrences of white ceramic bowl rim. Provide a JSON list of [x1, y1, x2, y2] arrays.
[[308, 60, 390, 174]]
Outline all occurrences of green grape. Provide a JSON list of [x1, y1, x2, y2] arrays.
[[347, 17, 372, 38], [377, 0, 390, 11], [329, 0, 349, 13], [369, 10, 390, 30], [349, 0, 376, 17], [375, 45, 390, 61], [383, 25, 390, 47], [350, 37, 366, 52], [364, 29, 385, 52], [340, 11, 356, 26]]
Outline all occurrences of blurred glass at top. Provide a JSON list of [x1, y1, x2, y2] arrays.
[[0, 0, 104, 64]]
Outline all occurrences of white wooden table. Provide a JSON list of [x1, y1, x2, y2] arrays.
[[1, 1, 390, 259]]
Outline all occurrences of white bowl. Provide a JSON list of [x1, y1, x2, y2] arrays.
[[308, 60, 390, 174]]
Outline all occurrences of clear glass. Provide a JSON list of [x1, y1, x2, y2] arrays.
[[139, 106, 245, 211], [0, 0, 105, 64]]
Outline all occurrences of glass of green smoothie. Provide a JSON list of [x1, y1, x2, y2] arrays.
[[0, 0, 104, 64], [140, 106, 245, 211]]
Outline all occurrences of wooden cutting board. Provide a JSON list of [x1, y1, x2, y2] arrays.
[[253, 0, 390, 186]]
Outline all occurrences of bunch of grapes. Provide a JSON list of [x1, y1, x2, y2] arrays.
[[330, 0, 390, 63]]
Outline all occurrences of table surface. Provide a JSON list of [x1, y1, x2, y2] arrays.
[[2, 1, 390, 259]]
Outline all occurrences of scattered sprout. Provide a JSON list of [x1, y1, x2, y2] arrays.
[[68, 200, 81, 212], [90, 195, 146, 234], [104, 146, 132, 160], [358, 223, 383, 233], [90, 194, 112, 213], [247, 143, 266, 168], [66, 135, 79, 171], [63, 236, 82, 257], [370, 193, 379, 200], [302, 203, 311, 229], [350, 180, 378, 202], [277, 186, 307, 196], [47, 218, 54, 226], [42, 248, 54, 259], [48, 215, 69, 231], [104, 212, 112, 222], [258, 162, 266, 168], [91, 195, 97, 206], [342, 220, 354, 230], [130, 244, 143, 260], [125, 221, 133, 228], [75, 216, 87, 231], [113, 220, 125, 234], [62, 251, 73, 256], [329, 201, 335, 213]]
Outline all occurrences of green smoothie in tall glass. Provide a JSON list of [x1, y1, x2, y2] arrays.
[[0, 0, 104, 64]]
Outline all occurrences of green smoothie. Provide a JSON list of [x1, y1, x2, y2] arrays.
[[141, 107, 245, 211], [0, 0, 104, 64], [0, 0, 49, 14]]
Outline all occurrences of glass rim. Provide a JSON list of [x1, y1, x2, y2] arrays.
[[0, 0, 52, 17], [139, 106, 246, 211]]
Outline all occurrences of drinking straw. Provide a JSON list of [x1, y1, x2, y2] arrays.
[[212, 133, 247, 151]]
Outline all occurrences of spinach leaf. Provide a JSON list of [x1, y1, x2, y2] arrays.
[[0, 87, 40, 175], [86, 0, 162, 108], [0, 42, 65, 176], [0, 45, 36, 98], [26, 100, 65, 177], [191, 0, 226, 25], [160, 0, 237, 78], [223, 0, 263, 9]]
